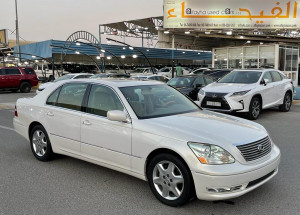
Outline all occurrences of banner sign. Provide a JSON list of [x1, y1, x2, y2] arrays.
[[0, 29, 8, 46], [164, 0, 300, 29]]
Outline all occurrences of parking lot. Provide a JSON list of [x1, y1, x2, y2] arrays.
[[0, 91, 299, 215]]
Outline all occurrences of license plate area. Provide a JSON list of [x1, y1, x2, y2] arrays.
[[207, 101, 221, 107]]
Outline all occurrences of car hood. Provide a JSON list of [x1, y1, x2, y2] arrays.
[[39, 82, 54, 89], [203, 82, 256, 93], [136, 110, 267, 150]]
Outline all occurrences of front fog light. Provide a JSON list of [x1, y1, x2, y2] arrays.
[[188, 142, 235, 165]]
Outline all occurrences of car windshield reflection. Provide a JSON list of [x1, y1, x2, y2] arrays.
[[120, 85, 199, 119]]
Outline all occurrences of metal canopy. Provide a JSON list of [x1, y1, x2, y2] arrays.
[[100, 16, 300, 50]]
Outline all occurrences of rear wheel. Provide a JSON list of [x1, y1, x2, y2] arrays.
[[30, 125, 53, 161], [247, 97, 261, 120], [20, 82, 31, 93], [279, 92, 292, 112], [147, 153, 194, 206]]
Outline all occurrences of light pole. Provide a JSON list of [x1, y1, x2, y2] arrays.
[[74, 40, 128, 74], [106, 38, 155, 73], [51, 44, 101, 72], [15, 0, 20, 64]]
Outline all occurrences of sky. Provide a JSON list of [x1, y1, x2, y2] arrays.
[[0, 0, 163, 45]]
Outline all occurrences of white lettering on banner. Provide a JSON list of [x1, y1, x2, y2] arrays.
[[163, 0, 300, 29]]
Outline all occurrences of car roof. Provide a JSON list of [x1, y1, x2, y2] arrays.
[[62, 78, 163, 87]]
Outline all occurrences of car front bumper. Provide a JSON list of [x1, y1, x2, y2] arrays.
[[191, 148, 280, 201], [198, 93, 252, 113]]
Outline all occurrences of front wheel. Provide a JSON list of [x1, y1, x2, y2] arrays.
[[247, 97, 261, 120], [30, 125, 54, 161], [279, 92, 292, 112], [147, 153, 195, 206]]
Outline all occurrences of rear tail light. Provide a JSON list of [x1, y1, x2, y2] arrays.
[[14, 105, 18, 117]]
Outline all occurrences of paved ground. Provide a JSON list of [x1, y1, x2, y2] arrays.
[[0, 91, 299, 215]]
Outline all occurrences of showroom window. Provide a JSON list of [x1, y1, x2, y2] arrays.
[[87, 85, 124, 117], [56, 83, 88, 111], [228, 48, 242, 69], [214, 49, 227, 69], [244, 47, 258, 69], [259, 46, 275, 69]]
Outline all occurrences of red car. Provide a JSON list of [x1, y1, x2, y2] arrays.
[[0, 67, 38, 93]]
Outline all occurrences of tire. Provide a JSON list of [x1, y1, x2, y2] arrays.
[[247, 97, 261, 120], [147, 153, 195, 206], [20, 82, 31, 93], [30, 125, 54, 161], [279, 92, 292, 112]]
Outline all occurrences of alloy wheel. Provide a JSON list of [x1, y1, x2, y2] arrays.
[[252, 100, 260, 119], [152, 161, 184, 201], [285, 94, 291, 110], [32, 130, 47, 157]]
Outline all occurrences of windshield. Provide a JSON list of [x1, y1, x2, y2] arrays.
[[120, 85, 199, 119], [54, 74, 76, 82], [218, 71, 262, 84], [167, 77, 196, 88]]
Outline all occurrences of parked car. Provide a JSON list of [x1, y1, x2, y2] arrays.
[[0, 67, 38, 93], [131, 75, 170, 83], [168, 75, 216, 100], [130, 67, 158, 75], [37, 73, 93, 93], [14, 79, 280, 206], [90, 73, 131, 79], [198, 69, 294, 120], [190, 68, 211, 75], [157, 67, 190, 78]]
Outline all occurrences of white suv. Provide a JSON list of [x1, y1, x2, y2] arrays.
[[198, 69, 294, 120]]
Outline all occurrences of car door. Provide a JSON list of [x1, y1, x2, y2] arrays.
[[0, 69, 7, 88], [5, 68, 22, 88], [44, 83, 88, 155], [270, 71, 286, 104], [259, 71, 275, 108], [81, 84, 132, 170]]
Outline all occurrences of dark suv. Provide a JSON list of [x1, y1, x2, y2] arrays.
[[0, 67, 38, 93]]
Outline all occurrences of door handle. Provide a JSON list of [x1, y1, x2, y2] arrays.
[[82, 120, 92, 126], [47, 111, 54, 117]]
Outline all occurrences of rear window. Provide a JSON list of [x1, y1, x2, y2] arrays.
[[5, 68, 21, 75], [23, 68, 36, 75]]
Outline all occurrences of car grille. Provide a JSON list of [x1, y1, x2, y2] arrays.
[[201, 92, 230, 110], [236, 136, 272, 162]]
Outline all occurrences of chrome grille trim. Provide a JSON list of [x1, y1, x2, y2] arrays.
[[236, 136, 272, 162]]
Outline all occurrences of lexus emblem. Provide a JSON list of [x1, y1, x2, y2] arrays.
[[257, 144, 264, 152], [212, 94, 218, 98]]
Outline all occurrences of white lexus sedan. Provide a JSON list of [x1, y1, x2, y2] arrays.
[[198, 69, 294, 120], [14, 79, 280, 206]]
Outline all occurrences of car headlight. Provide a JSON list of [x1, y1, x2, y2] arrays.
[[231, 90, 251, 97], [188, 142, 235, 165], [199, 89, 205, 96]]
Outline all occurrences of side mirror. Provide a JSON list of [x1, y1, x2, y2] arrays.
[[261, 78, 270, 85], [107, 110, 129, 123]]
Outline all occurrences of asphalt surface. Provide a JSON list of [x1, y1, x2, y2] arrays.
[[0, 91, 299, 215]]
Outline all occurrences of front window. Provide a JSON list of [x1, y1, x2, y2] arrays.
[[167, 77, 196, 88], [120, 85, 199, 119], [87, 85, 124, 117], [218, 71, 262, 84]]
